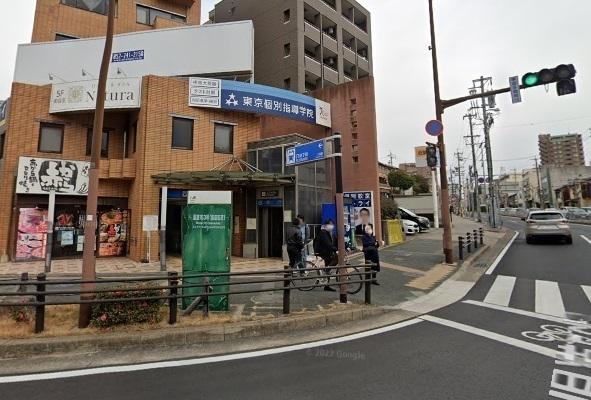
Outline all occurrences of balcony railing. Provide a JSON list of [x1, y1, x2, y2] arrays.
[[304, 19, 320, 31]]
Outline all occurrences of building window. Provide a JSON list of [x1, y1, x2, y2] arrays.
[[38, 123, 64, 153], [60, 0, 116, 16], [283, 43, 291, 58], [86, 129, 109, 158], [0, 133, 4, 159], [283, 9, 291, 23], [136, 4, 186, 26], [353, 156, 359, 163], [214, 123, 234, 154], [172, 117, 193, 150], [55, 33, 78, 41], [283, 78, 291, 90]]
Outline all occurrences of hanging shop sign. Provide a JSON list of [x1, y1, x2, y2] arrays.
[[16, 156, 90, 196], [49, 77, 141, 113], [189, 78, 332, 127]]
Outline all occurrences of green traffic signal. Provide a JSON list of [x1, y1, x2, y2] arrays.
[[522, 73, 539, 87]]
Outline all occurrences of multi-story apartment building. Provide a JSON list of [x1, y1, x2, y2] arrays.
[[32, 0, 201, 42], [212, 0, 372, 93], [539, 133, 586, 167]]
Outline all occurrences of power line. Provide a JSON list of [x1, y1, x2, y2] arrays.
[[493, 116, 591, 130]]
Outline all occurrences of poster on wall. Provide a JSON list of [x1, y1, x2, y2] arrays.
[[15, 208, 48, 261], [344, 191, 375, 236], [16, 157, 90, 195], [98, 210, 128, 257]]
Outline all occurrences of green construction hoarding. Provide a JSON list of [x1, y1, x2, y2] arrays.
[[182, 191, 232, 311]]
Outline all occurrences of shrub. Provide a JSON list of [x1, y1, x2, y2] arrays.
[[9, 304, 33, 323], [91, 284, 164, 328]]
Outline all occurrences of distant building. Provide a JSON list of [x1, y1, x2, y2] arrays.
[[521, 168, 542, 208], [540, 165, 591, 207], [538, 133, 585, 167], [495, 172, 523, 208], [212, 0, 372, 93], [378, 162, 395, 199]]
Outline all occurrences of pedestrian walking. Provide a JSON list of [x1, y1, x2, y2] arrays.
[[362, 224, 380, 285], [297, 214, 310, 263], [314, 219, 338, 291], [286, 218, 304, 273]]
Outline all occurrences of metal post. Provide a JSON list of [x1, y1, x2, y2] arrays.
[[80, 0, 115, 328], [431, 168, 439, 228], [160, 187, 168, 271], [283, 265, 291, 314], [458, 237, 464, 261], [333, 135, 347, 304], [45, 191, 55, 273], [534, 157, 543, 209], [479, 227, 484, 245], [168, 271, 178, 325], [35, 273, 46, 334], [466, 233, 471, 253], [203, 277, 210, 318], [479, 77, 497, 229], [364, 262, 372, 305], [473, 229, 478, 249], [428, 0, 453, 264]]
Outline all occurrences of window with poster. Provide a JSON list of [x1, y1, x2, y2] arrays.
[[97, 209, 129, 257]]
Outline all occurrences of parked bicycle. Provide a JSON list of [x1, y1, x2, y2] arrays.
[[292, 250, 363, 294]]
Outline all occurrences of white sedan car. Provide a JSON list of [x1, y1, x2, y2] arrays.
[[402, 219, 420, 235]]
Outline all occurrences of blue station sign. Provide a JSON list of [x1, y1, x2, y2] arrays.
[[189, 78, 332, 127], [285, 140, 326, 166]]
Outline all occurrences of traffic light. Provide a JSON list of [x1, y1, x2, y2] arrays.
[[521, 64, 577, 96], [426, 144, 438, 168]]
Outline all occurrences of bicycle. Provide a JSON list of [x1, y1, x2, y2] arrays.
[[292, 250, 363, 294]]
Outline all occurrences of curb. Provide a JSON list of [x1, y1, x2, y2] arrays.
[[0, 306, 388, 360]]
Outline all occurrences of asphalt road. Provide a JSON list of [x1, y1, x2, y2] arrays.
[[2, 216, 590, 399]]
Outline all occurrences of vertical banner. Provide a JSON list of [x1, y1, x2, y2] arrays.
[[182, 191, 232, 311], [345, 191, 375, 236]]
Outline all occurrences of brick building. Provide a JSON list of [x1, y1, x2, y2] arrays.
[[0, 0, 381, 263]]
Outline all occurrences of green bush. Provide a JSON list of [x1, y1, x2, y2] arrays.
[[9, 304, 33, 323], [91, 284, 164, 328]]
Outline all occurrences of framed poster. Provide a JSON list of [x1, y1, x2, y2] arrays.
[[344, 191, 375, 236]]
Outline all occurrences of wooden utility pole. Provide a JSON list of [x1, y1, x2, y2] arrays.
[[79, 0, 116, 328]]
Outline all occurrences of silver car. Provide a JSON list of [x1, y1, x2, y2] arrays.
[[524, 210, 572, 245]]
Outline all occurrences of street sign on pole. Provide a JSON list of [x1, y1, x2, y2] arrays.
[[509, 76, 522, 104], [285, 139, 326, 166], [425, 119, 444, 136]]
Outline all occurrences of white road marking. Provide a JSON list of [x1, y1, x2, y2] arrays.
[[581, 285, 591, 304], [483, 275, 516, 306], [420, 315, 557, 358], [0, 319, 424, 383], [548, 390, 587, 400], [536, 280, 566, 318], [581, 235, 591, 245], [462, 300, 588, 326], [485, 231, 519, 275]]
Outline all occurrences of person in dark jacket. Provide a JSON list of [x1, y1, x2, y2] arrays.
[[362, 224, 380, 285], [314, 219, 338, 291], [286, 218, 304, 273]]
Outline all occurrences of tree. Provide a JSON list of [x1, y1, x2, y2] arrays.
[[388, 169, 414, 191], [412, 174, 430, 194], [380, 198, 399, 219]]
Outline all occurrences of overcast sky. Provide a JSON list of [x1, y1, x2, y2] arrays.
[[1, 0, 590, 175]]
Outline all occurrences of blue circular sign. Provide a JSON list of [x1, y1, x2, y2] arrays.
[[425, 120, 444, 136]]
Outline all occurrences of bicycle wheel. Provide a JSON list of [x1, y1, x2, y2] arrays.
[[296, 262, 320, 291], [329, 267, 363, 295]]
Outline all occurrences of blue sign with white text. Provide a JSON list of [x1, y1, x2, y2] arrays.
[[112, 50, 145, 63], [285, 140, 325, 166]]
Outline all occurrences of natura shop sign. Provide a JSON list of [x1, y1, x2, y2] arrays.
[[49, 77, 141, 113], [16, 156, 90, 195]]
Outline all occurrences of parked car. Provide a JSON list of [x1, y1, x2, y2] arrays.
[[398, 207, 430, 231], [524, 210, 572, 245], [401, 219, 420, 235], [561, 207, 590, 220]]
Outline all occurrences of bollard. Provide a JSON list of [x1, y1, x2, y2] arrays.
[[283, 265, 291, 314], [168, 271, 178, 325], [203, 277, 210, 318], [473, 230, 479, 249], [35, 273, 46, 334], [466, 233, 472, 253], [458, 237, 464, 261], [479, 227, 484, 245], [364, 262, 372, 305]]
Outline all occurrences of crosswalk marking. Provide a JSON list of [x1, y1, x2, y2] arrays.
[[483, 275, 516, 306], [582, 286, 591, 304], [535, 280, 566, 318]]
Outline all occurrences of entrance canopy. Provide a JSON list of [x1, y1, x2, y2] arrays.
[[152, 157, 294, 186]]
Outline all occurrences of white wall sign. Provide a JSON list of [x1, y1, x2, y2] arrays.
[[16, 156, 90, 195], [187, 191, 232, 205], [415, 146, 428, 168], [49, 78, 141, 113], [142, 215, 159, 232]]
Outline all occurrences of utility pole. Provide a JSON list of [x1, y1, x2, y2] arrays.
[[455, 151, 463, 215], [428, 0, 453, 263], [533, 157, 543, 208], [464, 113, 481, 222], [79, 0, 115, 328], [387, 151, 395, 166]]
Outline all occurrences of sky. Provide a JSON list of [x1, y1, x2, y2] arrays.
[[1, 0, 590, 176]]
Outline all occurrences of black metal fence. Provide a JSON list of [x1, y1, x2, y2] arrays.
[[0, 263, 376, 333], [458, 228, 484, 261]]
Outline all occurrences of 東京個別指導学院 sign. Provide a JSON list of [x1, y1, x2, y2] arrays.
[[188, 78, 331, 128]]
